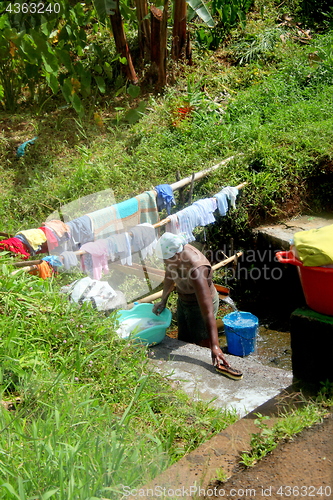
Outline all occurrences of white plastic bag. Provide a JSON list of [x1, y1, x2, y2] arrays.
[[61, 276, 126, 311]]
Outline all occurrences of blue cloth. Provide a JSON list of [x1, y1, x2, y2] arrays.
[[115, 197, 138, 220], [154, 184, 175, 215], [214, 186, 238, 216], [42, 256, 63, 268], [15, 233, 38, 255], [106, 232, 132, 265], [176, 206, 199, 243], [67, 215, 93, 250], [192, 198, 217, 226], [60, 251, 79, 271], [16, 137, 37, 157], [176, 199, 216, 243], [130, 224, 156, 253]]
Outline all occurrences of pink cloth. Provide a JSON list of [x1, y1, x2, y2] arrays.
[[80, 240, 109, 280], [44, 220, 70, 238], [39, 226, 58, 250]]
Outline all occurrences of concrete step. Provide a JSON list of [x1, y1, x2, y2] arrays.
[[148, 336, 292, 417], [253, 214, 333, 250]]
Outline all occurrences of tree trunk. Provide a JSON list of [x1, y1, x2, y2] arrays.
[[159, 0, 168, 86], [150, 3, 168, 87], [172, 0, 187, 60], [109, 0, 138, 84], [186, 30, 193, 65], [150, 6, 163, 67], [135, 0, 151, 61]]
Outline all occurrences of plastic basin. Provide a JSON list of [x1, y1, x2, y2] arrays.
[[276, 251, 333, 316], [116, 303, 172, 346]]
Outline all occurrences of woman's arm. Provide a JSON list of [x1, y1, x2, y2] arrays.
[[191, 266, 230, 367], [152, 265, 175, 315]]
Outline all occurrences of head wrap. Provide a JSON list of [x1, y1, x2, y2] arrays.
[[155, 232, 187, 260]]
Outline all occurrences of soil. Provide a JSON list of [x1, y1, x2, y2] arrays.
[[203, 413, 333, 500]]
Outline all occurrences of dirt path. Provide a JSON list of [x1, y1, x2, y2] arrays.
[[204, 413, 333, 500]]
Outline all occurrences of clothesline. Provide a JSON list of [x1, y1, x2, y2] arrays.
[[72, 181, 246, 257], [9, 182, 247, 275], [10, 187, 245, 293], [3, 156, 240, 263], [153, 181, 247, 228]]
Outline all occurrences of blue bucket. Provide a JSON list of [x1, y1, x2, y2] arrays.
[[223, 311, 258, 357]]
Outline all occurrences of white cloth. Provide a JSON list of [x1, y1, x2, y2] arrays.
[[214, 186, 239, 216], [155, 232, 187, 260], [60, 277, 125, 311], [166, 213, 180, 234]]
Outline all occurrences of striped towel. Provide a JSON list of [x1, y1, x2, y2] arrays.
[[87, 206, 119, 239], [88, 191, 158, 239], [137, 191, 159, 225]]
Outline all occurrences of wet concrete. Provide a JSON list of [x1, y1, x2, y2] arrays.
[[255, 326, 292, 371], [148, 336, 292, 418]]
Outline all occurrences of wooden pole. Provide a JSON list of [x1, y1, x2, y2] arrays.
[[187, 172, 195, 205], [13, 260, 43, 267], [212, 251, 243, 271], [11, 265, 38, 275], [128, 251, 243, 306], [170, 155, 239, 191]]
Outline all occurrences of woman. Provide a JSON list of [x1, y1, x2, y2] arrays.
[[153, 232, 240, 376]]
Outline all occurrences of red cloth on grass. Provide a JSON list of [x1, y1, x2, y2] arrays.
[[0, 237, 31, 259]]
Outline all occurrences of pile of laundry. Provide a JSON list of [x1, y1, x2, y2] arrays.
[[60, 276, 127, 312], [291, 224, 333, 267]]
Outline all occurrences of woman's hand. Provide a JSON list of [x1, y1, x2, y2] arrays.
[[211, 344, 230, 367], [152, 301, 166, 316]]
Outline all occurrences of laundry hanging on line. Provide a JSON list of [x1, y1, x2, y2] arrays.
[[164, 187, 238, 243], [154, 184, 176, 215], [87, 190, 159, 239], [65, 223, 158, 280]]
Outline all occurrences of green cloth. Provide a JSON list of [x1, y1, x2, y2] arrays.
[[292, 307, 333, 325], [294, 224, 333, 267]]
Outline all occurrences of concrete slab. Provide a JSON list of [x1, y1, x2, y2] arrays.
[[148, 336, 292, 417], [253, 214, 333, 250]]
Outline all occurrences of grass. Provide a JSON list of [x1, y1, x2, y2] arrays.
[[1, 0, 333, 495], [239, 393, 333, 467], [0, 267, 238, 498]]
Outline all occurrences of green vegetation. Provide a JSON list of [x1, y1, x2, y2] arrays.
[[0, 266, 237, 497], [240, 392, 333, 467], [1, 0, 333, 496]]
